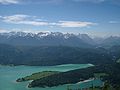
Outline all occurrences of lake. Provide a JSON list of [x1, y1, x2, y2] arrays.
[[0, 64, 93, 90]]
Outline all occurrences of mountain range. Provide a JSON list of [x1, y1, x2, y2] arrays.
[[0, 31, 120, 66], [0, 32, 94, 47], [0, 31, 120, 48]]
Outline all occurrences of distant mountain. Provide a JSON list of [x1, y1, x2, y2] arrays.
[[0, 32, 120, 66], [100, 36, 120, 48], [78, 34, 96, 45], [0, 32, 95, 48], [1, 31, 120, 48], [93, 37, 105, 44]]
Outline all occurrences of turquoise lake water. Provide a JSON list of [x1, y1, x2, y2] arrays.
[[0, 64, 94, 90]]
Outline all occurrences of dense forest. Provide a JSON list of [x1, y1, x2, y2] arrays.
[[28, 62, 120, 90], [0, 44, 120, 66]]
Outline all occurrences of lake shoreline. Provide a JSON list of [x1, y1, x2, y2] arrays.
[[0, 63, 94, 67], [0, 64, 93, 90]]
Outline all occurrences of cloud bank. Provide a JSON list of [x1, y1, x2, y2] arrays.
[[0, 14, 97, 28], [56, 21, 96, 28], [0, 14, 49, 26]]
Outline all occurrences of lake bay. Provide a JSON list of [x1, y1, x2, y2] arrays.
[[0, 64, 93, 90]]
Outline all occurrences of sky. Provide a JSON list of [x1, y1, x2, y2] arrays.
[[0, 0, 120, 37]]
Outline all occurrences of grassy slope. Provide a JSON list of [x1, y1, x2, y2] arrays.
[[16, 71, 60, 82]]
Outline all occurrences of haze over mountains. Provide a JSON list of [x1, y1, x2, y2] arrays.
[[0, 31, 120, 48]]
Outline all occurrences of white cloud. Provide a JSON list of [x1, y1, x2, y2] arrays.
[[1, 14, 49, 26], [0, 0, 58, 5], [0, 14, 97, 28], [0, 0, 19, 4], [55, 21, 96, 28], [3, 0, 64, 5], [2, 14, 29, 22], [109, 21, 119, 24]]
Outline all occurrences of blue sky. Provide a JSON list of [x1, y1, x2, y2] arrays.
[[0, 0, 120, 37]]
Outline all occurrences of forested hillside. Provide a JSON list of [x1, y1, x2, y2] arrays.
[[0, 44, 116, 66]]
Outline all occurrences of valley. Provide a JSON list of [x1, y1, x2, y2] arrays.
[[0, 32, 120, 90], [0, 0, 120, 89]]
